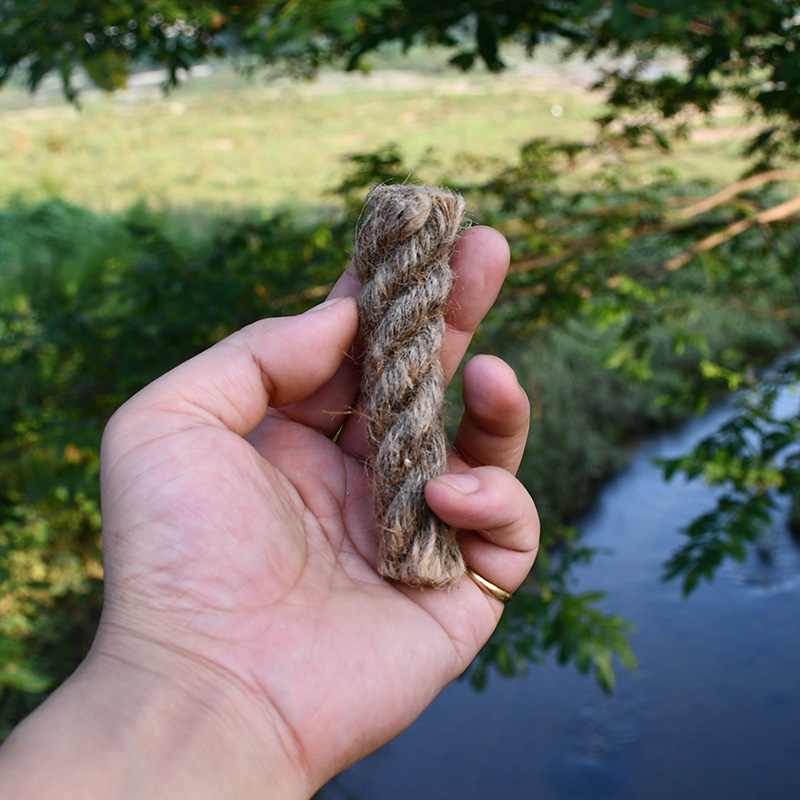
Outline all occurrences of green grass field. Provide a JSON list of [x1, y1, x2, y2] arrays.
[[0, 50, 751, 215]]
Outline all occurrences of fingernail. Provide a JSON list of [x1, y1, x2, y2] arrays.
[[434, 472, 480, 495], [303, 296, 348, 315]]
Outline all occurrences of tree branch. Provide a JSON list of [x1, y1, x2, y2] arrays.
[[672, 170, 800, 220], [665, 195, 800, 271]]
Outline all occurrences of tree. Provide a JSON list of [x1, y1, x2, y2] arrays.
[[2, 1, 798, 166], [584, 1, 800, 171]]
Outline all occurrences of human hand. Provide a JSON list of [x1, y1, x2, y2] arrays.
[[0, 226, 538, 799]]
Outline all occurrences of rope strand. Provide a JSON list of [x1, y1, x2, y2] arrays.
[[353, 184, 467, 588]]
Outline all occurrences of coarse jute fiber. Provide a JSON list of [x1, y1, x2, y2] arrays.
[[352, 184, 467, 588]]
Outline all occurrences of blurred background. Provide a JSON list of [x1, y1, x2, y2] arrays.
[[1, 3, 799, 797]]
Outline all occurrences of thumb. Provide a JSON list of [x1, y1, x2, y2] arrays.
[[117, 296, 359, 437]]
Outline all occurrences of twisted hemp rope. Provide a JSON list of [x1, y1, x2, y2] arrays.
[[353, 184, 467, 588]]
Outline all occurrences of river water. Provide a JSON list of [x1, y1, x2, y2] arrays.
[[318, 392, 800, 800]]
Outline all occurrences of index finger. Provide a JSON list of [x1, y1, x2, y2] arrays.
[[328, 224, 509, 381], [332, 225, 510, 456], [439, 225, 510, 383], [275, 225, 510, 440]]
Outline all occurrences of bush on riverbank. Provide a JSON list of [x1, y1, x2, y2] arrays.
[[2, 144, 800, 729]]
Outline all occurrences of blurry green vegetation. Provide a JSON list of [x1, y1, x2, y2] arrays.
[[2, 130, 799, 725], [449, 142, 800, 689], [5, 0, 799, 173], [0, 198, 353, 734], [2, 3, 800, 724], [0, 57, 751, 212]]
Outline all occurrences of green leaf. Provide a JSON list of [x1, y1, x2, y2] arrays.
[[82, 50, 130, 92]]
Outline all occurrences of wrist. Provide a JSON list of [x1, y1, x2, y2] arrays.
[[0, 622, 311, 800]]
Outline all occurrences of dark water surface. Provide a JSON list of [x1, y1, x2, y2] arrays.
[[319, 400, 800, 800]]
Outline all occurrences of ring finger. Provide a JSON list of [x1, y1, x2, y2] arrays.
[[425, 466, 540, 601]]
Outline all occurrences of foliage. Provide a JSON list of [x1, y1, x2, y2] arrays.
[[467, 531, 638, 694], [583, 1, 800, 170], [0, 199, 351, 737], [659, 356, 800, 595], [0, 1, 579, 99], [3, 2, 799, 168], [359, 140, 800, 687], [446, 135, 800, 611], [3, 121, 800, 719]]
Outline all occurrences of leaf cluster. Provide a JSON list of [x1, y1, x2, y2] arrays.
[[660, 356, 800, 595], [468, 530, 638, 694], [4, 2, 799, 168], [583, 1, 800, 169], [0, 1, 585, 98]]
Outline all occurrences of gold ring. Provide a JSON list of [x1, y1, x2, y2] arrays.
[[465, 567, 513, 604]]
